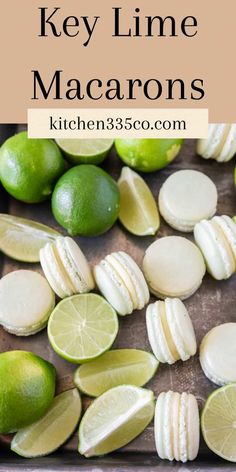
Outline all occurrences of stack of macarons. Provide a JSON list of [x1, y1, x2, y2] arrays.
[[197, 123, 236, 162], [146, 298, 197, 364], [154, 391, 200, 462], [93, 251, 150, 316]]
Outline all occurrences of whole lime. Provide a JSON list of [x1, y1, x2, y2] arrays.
[[0, 350, 56, 433], [115, 139, 184, 172], [52, 165, 120, 236], [0, 131, 65, 203]]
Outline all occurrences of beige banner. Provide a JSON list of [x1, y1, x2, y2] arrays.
[[28, 108, 208, 138], [0, 1, 236, 123]]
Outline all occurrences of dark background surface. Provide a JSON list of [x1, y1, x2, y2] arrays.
[[0, 125, 236, 471]]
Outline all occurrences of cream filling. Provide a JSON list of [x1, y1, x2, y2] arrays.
[[118, 251, 149, 307], [160, 303, 179, 363], [154, 392, 166, 459]]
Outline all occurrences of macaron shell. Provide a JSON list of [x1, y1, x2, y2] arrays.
[[0, 270, 55, 335], [94, 261, 133, 315], [194, 219, 234, 280], [163, 391, 174, 460], [166, 298, 197, 360], [143, 237, 206, 300], [187, 394, 200, 460], [158, 191, 194, 232], [146, 304, 167, 363], [61, 237, 94, 292], [159, 170, 217, 232], [199, 323, 236, 385], [154, 392, 166, 459], [179, 393, 188, 463]]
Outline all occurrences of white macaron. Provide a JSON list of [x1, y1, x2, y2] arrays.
[[159, 170, 218, 232], [194, 215, 236, 280], [0, 270, 55, 335], [154, 391, 200, 462], [93, 251, 149, 316], [200, 323, 236, 386], [197, 123, 236, 162], [40, 236, 94, 298], [143, 236, 206, 300], [146, 298, 197, 364]]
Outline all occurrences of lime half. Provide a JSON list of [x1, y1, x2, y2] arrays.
[[48, 294, 119, 363], [78, 385, 155, 457], [0, 214, 60, 262], [11, 389, 81, 458], [118, 167, 160, 236], [201, 384, 236, 462], [74, 349, 158, 396], [55, 139, 114, 165]]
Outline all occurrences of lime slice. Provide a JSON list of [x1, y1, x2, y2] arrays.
[[0, 214, 60, 262], [55, 139, 114, 165], [48, 294, 119, 363], [118, 167, 160, 236], [78, 385, 155, 457], [201, 384, 236, 462], [11, 389, 81, 458], [74, 349, 159, 396]]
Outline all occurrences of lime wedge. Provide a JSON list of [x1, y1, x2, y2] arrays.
[[11, 389, 81, 458], [0, 214, 60, 262], [78, 385, 154, 457], [48, 294, 119, 363], [55, 139, 114, 165], [118, 167, 160, 236], [233, 217, 236, 224], [74, 349, 158, 397], [201, 384, 236, 462]]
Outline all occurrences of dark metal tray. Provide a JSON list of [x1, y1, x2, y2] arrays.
[[0, 124, 235, 471]]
